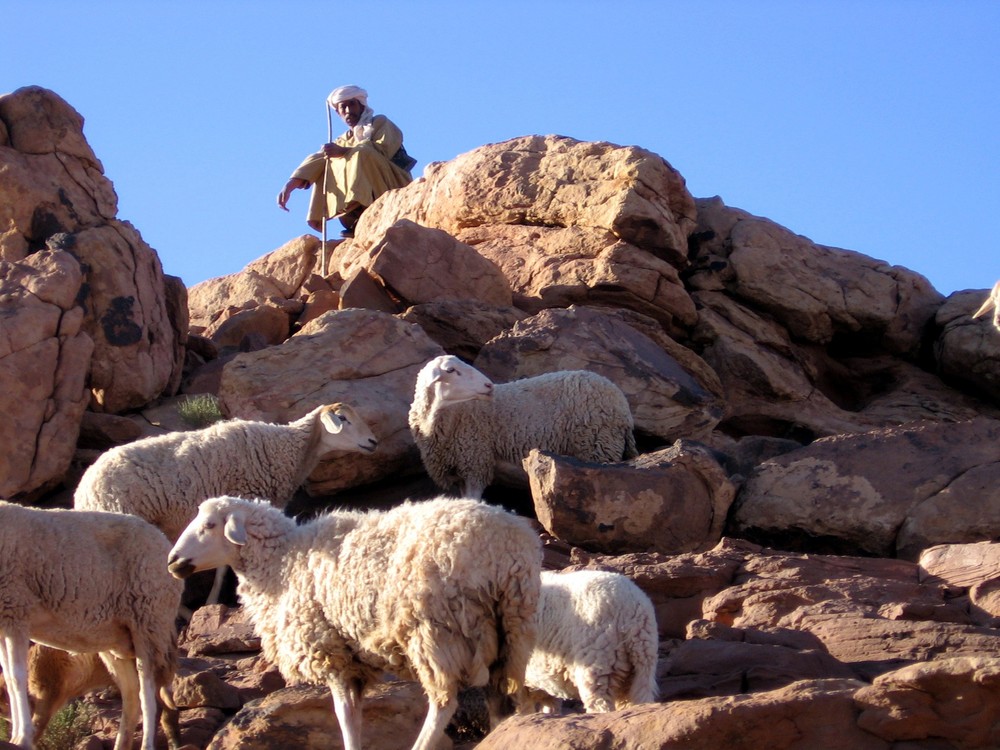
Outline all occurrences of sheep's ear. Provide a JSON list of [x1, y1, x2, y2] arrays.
[[223, 512, 247, 546], [320, 408, 346, 434]]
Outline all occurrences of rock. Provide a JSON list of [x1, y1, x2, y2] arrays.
[[731, 418, 1000, 559], [476, 305, 725, 443], [399, 300, 528, 361], [661, 620, 856, 699], [856, 657, 1000, 747], [478, 679, 881, 750], [336, 135, 699, 332], [187, 235, 321, 335], [366, 219, 512, 306], [182, 605, 261, 656], [208, 305, 291, 352], [935, 289, 1000, 404], [175, 658, 243, 711], [525, 441, 736, 555], [77, 411, 144, 449], [205, 681, 435, 750], [0, 249, 93, 498], [1, 87, 184, 416], [216, 308, 444, 495], [338, 267, 403, 313], [700, 547, 1000, 678], [690, 196, 943, 355]]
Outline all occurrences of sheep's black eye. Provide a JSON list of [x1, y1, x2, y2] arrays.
[[444, 367, 456, 374], [205, 521, 216, 530]]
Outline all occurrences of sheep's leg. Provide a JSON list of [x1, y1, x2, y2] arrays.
[[1, 632, 32, 748], [411, 695, 457, 750], [328, 678, 362, 750], [461, 479, 486, 500], [159, 685, 183, 750], [135, 656, 160, 750], [100, 653, 140, 750], [205, 566, 228, 605]]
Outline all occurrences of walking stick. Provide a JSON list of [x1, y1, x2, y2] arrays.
[[320, 100, 334, 276]]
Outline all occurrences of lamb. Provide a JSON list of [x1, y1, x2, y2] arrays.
[[75, 402, 378, 602], [524, 569, 659, 714], [408, 355, 638, 499], [0, 645, 180, 747], [0, 502, 183, 750], [167, 495, 542, 750], [972, 279, 1000, 331]]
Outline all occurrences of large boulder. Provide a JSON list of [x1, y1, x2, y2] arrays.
[[935, 288, 1000, 404], [525, 441, 736, 555], [0, 249, 93, 497], [187, 234, 324, 341], [359, 219, 512, 306], [0, 86, 184, 414], [690, 196, 943, 356], [333, 134, 699, 332], [731, 418, 1000, 559]]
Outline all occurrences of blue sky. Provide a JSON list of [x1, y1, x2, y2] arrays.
[[4, 1, 998, 297]]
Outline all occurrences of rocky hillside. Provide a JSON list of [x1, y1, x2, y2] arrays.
[[4, 85, 1000, 749]]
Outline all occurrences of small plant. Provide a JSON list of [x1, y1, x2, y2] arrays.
[[177, 393, 225, 428], [36, 701, 98, 750], [0, 714, 9, 743]]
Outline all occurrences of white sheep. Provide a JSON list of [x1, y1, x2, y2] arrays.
[[0, 645, 180, 748], [0, 502, 182, 750], [167, 495, 542, 750], [972, 280, 1000, 331], [408, 355, 638, 499], [75, 402, 378, 602], [525, 569, 659, 714]]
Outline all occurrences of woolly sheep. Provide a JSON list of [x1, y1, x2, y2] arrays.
[[0, 502, 182, 750], [972, 280, 1000, 331], [525, 569, 659, 714], [167, 495, 542, 750], [408, 355, 638, 499], [75, 402, 378, 602], [0, 645, 180, 748]]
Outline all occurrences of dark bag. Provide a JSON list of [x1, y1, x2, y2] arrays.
[[391, 145, 418, 173]]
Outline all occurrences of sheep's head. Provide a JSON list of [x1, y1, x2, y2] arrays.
[[418, 355, 494, 407], [316, 403, 378, 455], [168, 496, 248, 579]]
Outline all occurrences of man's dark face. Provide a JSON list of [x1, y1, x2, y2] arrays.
[[335, 99, 365, 127]]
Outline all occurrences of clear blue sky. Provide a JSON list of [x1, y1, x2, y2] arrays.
[[5, 1, 998, 297]]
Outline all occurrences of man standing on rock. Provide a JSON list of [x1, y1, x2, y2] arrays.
[[277, 85, 415, 238]]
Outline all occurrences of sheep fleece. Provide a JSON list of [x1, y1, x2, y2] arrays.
[[231, 497, 542, 706], [411, 370, 637, 493], [526, 569, 659, 711], [0, 502, 181, 683], [75, 411, 324, 540]]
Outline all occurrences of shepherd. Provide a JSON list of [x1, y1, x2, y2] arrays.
[[277, 85, 415, 240]]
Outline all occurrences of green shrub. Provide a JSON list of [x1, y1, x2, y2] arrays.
[[36, 701, 98, 750], [177, 393, 225, 428]]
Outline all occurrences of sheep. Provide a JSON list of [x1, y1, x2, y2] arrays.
[[408, 355, 638, 499], [167, 494, 542, 750], [972, 280, 1000, 330], [75, 402, 378, 603], [0, 645, 180, 748], [524, 569, 659, 714], [0, 502, 183, 750]]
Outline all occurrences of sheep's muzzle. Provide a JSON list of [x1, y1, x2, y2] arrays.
[[167, 554, 195, 580]]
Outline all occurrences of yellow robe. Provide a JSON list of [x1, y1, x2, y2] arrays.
[[290, 114, 413, 224]]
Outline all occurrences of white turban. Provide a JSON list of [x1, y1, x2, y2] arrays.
[[327, 85, 368, 108]]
